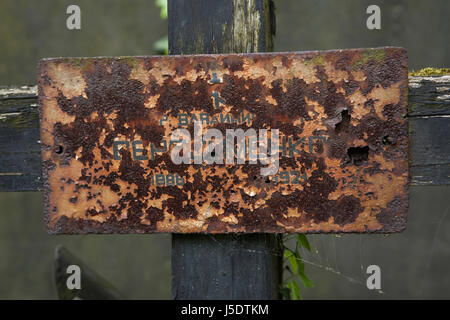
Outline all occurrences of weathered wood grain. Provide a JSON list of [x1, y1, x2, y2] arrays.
[[408, 76, 450, 116], [169, 0, 281, 300], [172, 233, 282, 299], [0, 86, 41, 191], [168, 0, 274, 55], [408, 75, 450, 185], [1, 76, 448, 191]]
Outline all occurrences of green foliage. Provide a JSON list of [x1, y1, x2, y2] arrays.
[[155, 0, 168, 19], [153, 36, 168, 55], [154, 0, 168, 55], [409, 67, 450, 76], [281, 234, 314, 300]]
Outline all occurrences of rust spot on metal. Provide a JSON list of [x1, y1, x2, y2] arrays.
[[38, 47, 409, 234]]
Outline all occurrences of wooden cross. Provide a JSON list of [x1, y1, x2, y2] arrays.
[[0, 0, 449, 299]]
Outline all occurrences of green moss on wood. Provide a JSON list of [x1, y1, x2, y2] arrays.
[[409, 67, 450, 77]]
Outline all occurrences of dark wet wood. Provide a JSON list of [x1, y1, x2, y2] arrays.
[[408, 76, 450, 186], [172, 234, 282, 299], [0, 86, 41, 191], [169, 0, 281, 300], [1, 76, 449, 191]]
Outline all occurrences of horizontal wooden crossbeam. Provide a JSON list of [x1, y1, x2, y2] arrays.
[[0, 75, 449, 192]]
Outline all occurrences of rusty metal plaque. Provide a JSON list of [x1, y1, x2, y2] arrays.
[[38, 47, 409, 234]]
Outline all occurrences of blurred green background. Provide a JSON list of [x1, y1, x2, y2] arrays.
[[0, 0, 449, 299]]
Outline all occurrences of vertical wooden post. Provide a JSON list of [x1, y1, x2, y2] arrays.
[[168, 0, 281, 299]]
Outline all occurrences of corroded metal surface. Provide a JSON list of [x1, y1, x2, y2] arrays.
[[38, 47, 409, 234]]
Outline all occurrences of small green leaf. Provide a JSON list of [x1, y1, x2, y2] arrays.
[[282, 236, 313, 299], [298, 260, 305, 274], [288, 255, 298, 275], [295, 247, 301, 259], [283, 249, 292, 258], [155, 0, 168, 19], [153, 36, 168, 55], [297, 234, 311, 251], [285, 250, 298, 275], [287, 281, 301, 300], [298, 273, 314, 288]]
